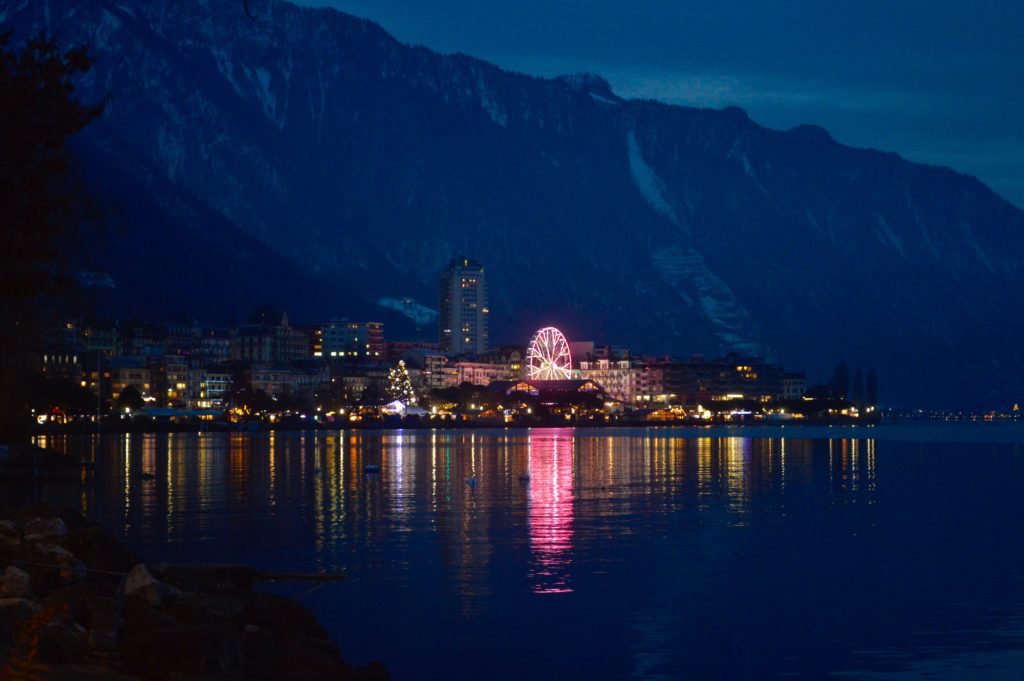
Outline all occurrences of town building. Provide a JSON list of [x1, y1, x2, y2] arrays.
[[232, 311, 307, 363], [659, 354, 786, 403], [476, 346, 525, 379], [118, 321, 167, 358], [199, 328, 232, 363], [439, 257, 489, 355], [782, 372, 807, 400], [321, 320, 384, 360], [385, 340, 440, 363], [81, 320, 118, 357], [400, 349, 459, 392], [107, 356, 152, 403], [454, 360, 513, 387], [489, 378, 607, 396], [576, 358, 641, 403]]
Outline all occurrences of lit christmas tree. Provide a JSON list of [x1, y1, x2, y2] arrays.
[[387, 360, 417, 404]]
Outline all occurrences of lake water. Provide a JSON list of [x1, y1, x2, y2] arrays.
[[17, 426, 1024, 679]]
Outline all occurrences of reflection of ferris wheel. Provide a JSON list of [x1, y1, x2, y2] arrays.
[[526, 327, 573, 380]]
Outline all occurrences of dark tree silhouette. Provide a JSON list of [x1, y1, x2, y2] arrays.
[[0, 32, 105, 441], [116, 386, 145, 411], [831, 361, 850, 399], [866, 369, 879, 405], [853, 368, 865, 404]]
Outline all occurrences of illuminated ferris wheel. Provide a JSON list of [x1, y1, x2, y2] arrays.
[[526, 327, 573, 380]]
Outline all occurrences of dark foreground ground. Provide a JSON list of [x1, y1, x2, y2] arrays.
[[0, 457, 388, 680]]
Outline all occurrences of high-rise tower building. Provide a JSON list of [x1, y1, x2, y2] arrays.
[[439, 257, 489, 355]]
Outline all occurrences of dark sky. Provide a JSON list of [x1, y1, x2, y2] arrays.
[[298, 0, 1024, 209]]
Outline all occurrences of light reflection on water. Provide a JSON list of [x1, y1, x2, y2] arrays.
[[21, 427, 1024, 680], [527, 428, 575, 594]]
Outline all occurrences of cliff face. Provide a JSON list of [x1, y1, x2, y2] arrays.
[[4, 0, 1023, 405]]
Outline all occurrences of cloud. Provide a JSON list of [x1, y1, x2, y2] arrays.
[[601, 69, 928, 114]]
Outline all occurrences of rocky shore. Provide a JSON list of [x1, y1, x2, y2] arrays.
[[0, 504, 387, 680]]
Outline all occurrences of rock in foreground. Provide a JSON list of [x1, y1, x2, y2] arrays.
[[0, 504, 387, 680]]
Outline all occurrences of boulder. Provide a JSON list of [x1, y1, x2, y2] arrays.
[[239, 623, 276, 676], [0, 596, 42, 641], [82, 593, 122, 651], [23, 517, 68, 542], [65, 526, 138, 575], [35, 542, 88, 581], [123, 564, 179, 607], [1, 565, 33, 598], [118, 621, 240, 678]]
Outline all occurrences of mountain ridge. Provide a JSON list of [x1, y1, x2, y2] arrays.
[[3, 0, 1022, 406]]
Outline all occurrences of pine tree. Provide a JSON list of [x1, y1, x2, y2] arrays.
[[866, 369, 878, 405], [387, 360, 417, 405], [832, 361, 850, 398], [0, 33, 105, 443], [853, 368, 865, 404]]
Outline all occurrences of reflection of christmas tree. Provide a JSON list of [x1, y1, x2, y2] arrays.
[[388, 360, 417, 404]]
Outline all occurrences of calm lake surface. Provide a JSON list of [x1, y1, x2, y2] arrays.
[[17, 426, 1024, 679]]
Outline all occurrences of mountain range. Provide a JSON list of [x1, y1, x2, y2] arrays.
[[3, 0, 1023, 406]]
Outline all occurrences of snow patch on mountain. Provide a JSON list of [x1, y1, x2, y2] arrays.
[[378, 297, 438, 327], [476, 74, 507, 127], [873, 213, 905, 258], [728, 140, 769, 196], [212, 47, 244, 98], [653, 245, 764, 356], [589, 91, 619, 106], [250, 66, 279, 123], [627, 129, 680, 227]]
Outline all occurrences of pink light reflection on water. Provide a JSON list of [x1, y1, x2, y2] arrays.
[[527, 428, 575, 594]]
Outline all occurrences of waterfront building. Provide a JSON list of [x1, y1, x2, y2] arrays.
[[199, 328, 232, 363], [476, 346, 525, 379], [250, 366, 293, 400], [439, 257, 489, 354], [117, 321, 167, 358], [492, 378, 608, 399], [81, 320, 118, 357], [455, 359, 514, 386], [165, 314, 201, 357], [107, 356, 152, 403], [401, 349, 459, 391], [321, 320, 384, 360], [232, 326, 275, 363], [636, 363, 667, 402], [660, 354, 785, 403], [40, 323, 82, 382], [576, 358, 641, 403], [288, 361, 331, 403], [233, 311, 308, 363], [385, 340, 440, 363], [329, 363, 390, 402], [164, 355, 189, 407], [782, 372, 807, 400], [199, 365, 234, 408]]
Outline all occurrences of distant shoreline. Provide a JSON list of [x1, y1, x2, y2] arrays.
[[27, 420, 1024, 446]]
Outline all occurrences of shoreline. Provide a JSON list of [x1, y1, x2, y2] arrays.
[[31, 415, 885, 436], [19, 420, 1024, 451]]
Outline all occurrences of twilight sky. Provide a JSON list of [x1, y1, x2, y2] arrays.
[[297, 0, 1024, 208]]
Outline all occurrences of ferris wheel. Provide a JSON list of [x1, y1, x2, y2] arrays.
[[526, 327, 573, 380]]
